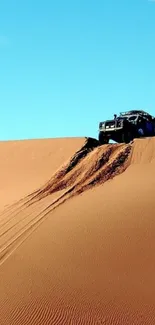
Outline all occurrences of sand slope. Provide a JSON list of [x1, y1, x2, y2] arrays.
[[0, 136, 155, 324], [0, 137, 85, 211]]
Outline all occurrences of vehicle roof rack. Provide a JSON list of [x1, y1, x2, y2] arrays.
[[120, 110, 152, 118]]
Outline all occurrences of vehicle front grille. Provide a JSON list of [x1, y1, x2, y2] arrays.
[[105, 121, 115, 128]]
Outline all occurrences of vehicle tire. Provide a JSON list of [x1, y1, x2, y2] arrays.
[[98, 131, 109, 144], [121, 131, 133, 143]]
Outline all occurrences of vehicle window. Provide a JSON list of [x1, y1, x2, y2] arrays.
[[128, 116, 137, 121]]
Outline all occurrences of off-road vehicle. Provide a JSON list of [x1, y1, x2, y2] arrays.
[[98, 110, 155, 144]]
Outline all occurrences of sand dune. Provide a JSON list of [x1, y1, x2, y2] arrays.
[[0, 136, 155, 324]]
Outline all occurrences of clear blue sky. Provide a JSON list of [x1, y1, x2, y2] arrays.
[[1, 0, 155, 140]]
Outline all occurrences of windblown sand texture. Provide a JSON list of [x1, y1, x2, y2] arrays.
[[0, 136, 155, 324]]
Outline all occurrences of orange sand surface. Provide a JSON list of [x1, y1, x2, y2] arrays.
[[0, 136, 155, 324]]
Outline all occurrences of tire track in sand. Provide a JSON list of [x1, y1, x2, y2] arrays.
[[0, 138, 132, 264]]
